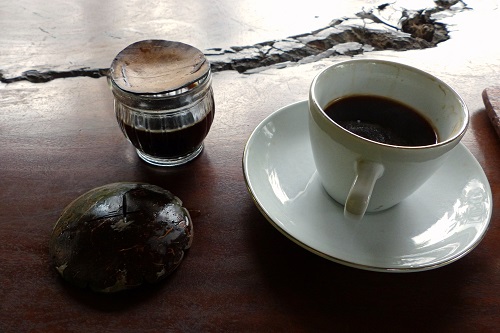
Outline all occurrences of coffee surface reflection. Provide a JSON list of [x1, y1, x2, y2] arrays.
[[324, 95, 437, 146]]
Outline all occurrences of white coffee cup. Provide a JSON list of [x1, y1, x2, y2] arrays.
[[308, 59, 469, 221]]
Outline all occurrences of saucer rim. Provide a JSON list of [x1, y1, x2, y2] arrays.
[[242, 100, 492, 273]]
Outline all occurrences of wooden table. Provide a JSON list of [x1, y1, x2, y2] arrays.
[[1, 1, 499, 332]]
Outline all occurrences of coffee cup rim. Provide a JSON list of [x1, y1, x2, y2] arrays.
[[309, 59, 469, 151]]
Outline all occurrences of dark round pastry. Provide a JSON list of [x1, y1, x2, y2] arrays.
[[49, 182, 193, 292]]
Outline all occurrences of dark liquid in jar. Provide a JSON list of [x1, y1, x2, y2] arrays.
[[120, 108, 214, 159], [324, 95, 437, 146]]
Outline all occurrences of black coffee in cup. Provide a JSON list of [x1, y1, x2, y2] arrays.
[[323, 95, 437, 146]]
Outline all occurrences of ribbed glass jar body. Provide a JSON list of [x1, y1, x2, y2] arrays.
[[109, 72, 214, 166]]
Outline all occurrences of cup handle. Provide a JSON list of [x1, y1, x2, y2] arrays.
[[344, 160, 385, 221]]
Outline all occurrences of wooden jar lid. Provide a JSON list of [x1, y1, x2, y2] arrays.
[[110, 40, 209, 94]]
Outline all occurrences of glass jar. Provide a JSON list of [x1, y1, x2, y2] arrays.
[[108, 40, 215, 167]]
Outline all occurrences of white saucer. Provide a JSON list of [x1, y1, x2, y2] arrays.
[[243, 100, 492, 272]]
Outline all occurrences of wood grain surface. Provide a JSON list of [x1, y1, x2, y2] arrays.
[[1, 1, 500, 332]]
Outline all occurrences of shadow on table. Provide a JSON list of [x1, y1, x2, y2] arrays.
[[246, 194, 489, 332], [468, 107, 500, 176], [57, 269, 180, 312], [470, 106, 500, 144]]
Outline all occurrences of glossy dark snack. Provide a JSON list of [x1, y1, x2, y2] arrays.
[[49, 183, 193, 293]]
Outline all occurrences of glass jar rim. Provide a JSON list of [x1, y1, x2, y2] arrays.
[[109, 39, 210, 95], [108, 69, 212, 112], [109, 69, 211, 98]]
